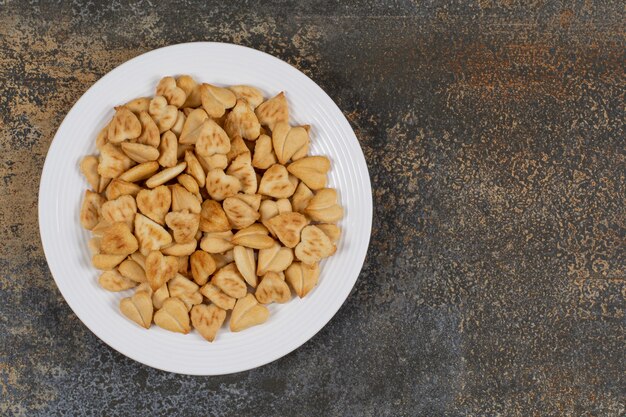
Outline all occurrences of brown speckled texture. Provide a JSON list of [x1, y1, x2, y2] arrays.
[[1, 1, 625, 416]]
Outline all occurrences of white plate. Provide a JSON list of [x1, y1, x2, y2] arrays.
[[38, 42, 372, 375]]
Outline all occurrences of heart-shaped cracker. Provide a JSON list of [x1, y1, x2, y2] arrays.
[[230, 293, 270, 332], [195, 119, 232, 157], [184, 151, 206, 187], [156, 76, 187, 108], [145, 250, 178, 291], [136, 185, 171, 225], [200, 283, 236, 310], [171, 111, 186, 137], [252, 134, 277, 169], [177, 75, 202, 108], [226, 135, 251, 163], [120, 291, 153, 328], [152, 284, 170, 309], [258, 164, 296, 199], [229, 85, 264, 109], [200, 230, 234, 253], [170, 184, 201, 214], [92, 254, 126, 270], [179, 108, 208, 144], [161, 240, 197, 257], [100, 222, 139, 255], [190, 250, 216, 286], [231, 224, 275, 249], [100, 195, 137, 229], [167, 274, 202, 310], [191, 304, 226, 342], [80, 155, 100, 191], [135, 110, 160, 147], [257, 242, 294, 275], [197, 153, 228, 172], [255, 272, 291, 304], [287, 156, 330, 190], [98, 269, 137, 292], [285, 262, 320, 298], [305, 188, 344, 223], [258, 201, 280, 222], [124, 97, 150, 115], [255, 92, 289, 131], [232, 193, 261, 211], [291, 125, 310, 161], [118, 161, 159, 183], [205, 169, 241, 201], [165, 210, 200, 243], [272, 122, 309, 165], [108, 107, 141, 143], [118, 259, 146, 283], [98, 143, 134, 179], [177, 173, 200, 197], [233, 245, 257, 287], [264, 212, 307, 248], [223, 197, 260, 230], [129, 252, 146, 269], [212, 263, 247, 299], [199, 200, 231, 232], [154, 297, 190, 334], [145, 162, 187, 188], [158, 130, 178, 168], [105, 179, 141, 201], [295, 225, 335, 265], [224, 99, 261, 140], [226, 153, 257, 194], [80, 190, 106, 230], [149, 96, 178, 133], [200, 83, 236, 118], [134, 213, 172, 255], [121, 142, 159, 164], [259, 199, 292, 221], [315, 224, 341, 242]]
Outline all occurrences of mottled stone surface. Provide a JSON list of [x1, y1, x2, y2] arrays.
[[1, 1, 624, 415]]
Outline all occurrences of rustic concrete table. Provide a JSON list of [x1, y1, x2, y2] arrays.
[[1, 1, 624, 416]]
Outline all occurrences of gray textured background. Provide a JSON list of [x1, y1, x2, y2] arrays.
[[1, 1, 625, 416]]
